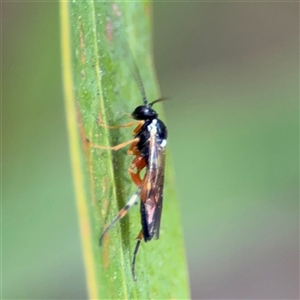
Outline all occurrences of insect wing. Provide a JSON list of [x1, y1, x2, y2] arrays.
[[141, 129, 166, 241]]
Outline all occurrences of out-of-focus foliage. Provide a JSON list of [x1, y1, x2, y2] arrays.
[[153, 3, 298, 299]]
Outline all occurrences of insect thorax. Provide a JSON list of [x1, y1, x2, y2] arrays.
[[135, 118, 167, 162]]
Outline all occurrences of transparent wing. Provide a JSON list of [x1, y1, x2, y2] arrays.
[[140, 129, 166, 241]]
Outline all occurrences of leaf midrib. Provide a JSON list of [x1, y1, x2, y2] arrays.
[[90, 2, 129, 298]]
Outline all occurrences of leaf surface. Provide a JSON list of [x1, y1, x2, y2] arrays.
[[60, 1, 190, 299]]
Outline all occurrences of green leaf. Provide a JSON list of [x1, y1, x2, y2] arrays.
[[60, 1, 190, 298]]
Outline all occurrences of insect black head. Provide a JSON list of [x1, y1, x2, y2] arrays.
[[131, 105, 158, 120], [131, 98, 167, 120]]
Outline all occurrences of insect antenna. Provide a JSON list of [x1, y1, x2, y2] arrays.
[[123, 42, 148, 105], [112, 29, 148, 105], [106, 7, 149, 105], [149, 97, 168, 107]]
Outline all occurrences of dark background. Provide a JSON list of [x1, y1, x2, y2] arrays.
[[3, 2, 299, 299]]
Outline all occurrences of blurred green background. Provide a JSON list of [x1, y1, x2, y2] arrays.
[[3, 2, 299, 299]]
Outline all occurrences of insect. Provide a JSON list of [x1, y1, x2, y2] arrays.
[[93, 95, 167, 281], [87, 31, 168, 279], [86, 33, 169, 279]]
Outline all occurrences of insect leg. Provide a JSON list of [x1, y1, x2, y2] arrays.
[[127, 138, 140, 155], [129, 156, 146, 186], [132, 121, 144, 135], [98, 119, 143, 129], [99, 187, 141, 245], [116, 112, 132, 118], [132, 229, 143, 281], [88, 137, 139, 151]]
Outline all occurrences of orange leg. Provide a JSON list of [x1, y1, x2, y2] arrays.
[[127, 138, 141, 156], [132, 229, 144, 281], [132, 121, 144, 135], [129, 156, 147, 186], [88, 137, 139, 151], [115, 112, 132, 118], [98, 118, 143, 130]]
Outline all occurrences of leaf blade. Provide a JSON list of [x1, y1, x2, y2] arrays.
[[61, 1, 190, 298]]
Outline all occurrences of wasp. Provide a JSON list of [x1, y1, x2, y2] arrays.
[[86, 29, 168, 279], [92, 95, 167, 280], [91, 90, 168, 281]]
